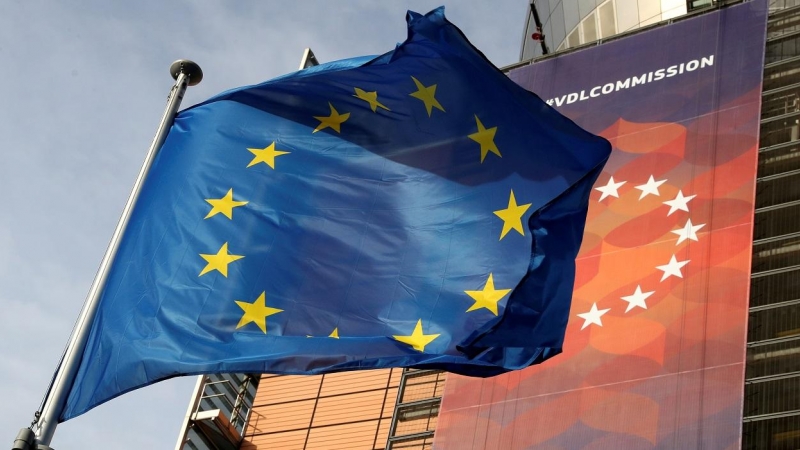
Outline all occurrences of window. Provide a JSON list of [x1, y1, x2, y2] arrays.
[[567, 28, 581, 48], [563, 0, 617, 48], [581, 11, 598, 42], [598, 1, 617, 38]]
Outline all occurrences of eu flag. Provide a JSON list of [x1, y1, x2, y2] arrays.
[[61, 7, 610, 420]]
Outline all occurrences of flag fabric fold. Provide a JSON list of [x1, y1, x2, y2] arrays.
[[61, 7, 610, 420]]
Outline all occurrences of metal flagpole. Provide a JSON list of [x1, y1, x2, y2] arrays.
[[11, 60, 203, 450]]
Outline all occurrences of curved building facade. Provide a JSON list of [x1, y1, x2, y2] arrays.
[[521, 0, 689, 59]]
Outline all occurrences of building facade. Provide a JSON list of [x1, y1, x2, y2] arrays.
[[240, 370, 400, 449], [520, 0, 689, 60], [743, 2, 800, 447], [176, 1, 800, 448], [176, 369, 446, 450]]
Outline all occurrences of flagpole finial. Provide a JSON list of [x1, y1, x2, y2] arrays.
[[170, 59, 203, 86], [12, 428, 35, 450]]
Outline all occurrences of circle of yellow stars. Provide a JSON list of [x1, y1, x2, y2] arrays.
[[193, 73, 532, 352]]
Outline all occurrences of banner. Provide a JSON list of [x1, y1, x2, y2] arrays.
[[435, 1, 767, 448]]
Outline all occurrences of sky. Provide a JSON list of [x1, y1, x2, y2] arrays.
[[0, 1, 527, 448]]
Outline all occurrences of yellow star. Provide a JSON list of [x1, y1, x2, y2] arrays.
[[205, 188, 248, 220], [409, 76, 445, 117], [235, 292, 283, 333], [247, 142, 290, 169], [494, 190, 532, 240], [199, 242, 244, 277], [353, 88, 390, 112], [465, 274, 512, 316], [313, 102, 350, 133], [393, 319, 440, 352], [468, 115, 500, 163]]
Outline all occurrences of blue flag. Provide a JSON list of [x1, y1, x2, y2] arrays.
[[62, 7, 610, 420]]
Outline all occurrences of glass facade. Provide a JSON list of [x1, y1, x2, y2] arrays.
[[744, 2, 800, 448], [230, 369, 446, 450], [385, 369, 445, 450], [520, 0, 688, 60], [174, 369, 447, 450], [240, 370, 401, 450]]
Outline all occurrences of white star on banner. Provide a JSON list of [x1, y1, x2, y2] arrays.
[[577, 302, 611, 330], [671, 219, 705, 245], [634, 175, 667, 200], [620, 285, 654, 313], [595, 176, 626, 201], [656, 255, 690, 281], [663, 190, 696, 216]]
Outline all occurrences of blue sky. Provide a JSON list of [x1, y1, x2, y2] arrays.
[[0, 1, 526, 448]]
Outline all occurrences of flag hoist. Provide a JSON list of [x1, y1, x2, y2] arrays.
[[12, 60, 203, 450]]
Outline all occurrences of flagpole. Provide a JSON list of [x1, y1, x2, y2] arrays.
[[21, 60, 203, 450]]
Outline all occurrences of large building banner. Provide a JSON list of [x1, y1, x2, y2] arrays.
[[435, 1, 768, 448]]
